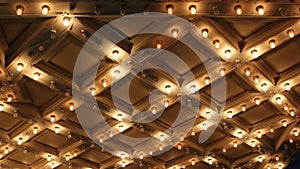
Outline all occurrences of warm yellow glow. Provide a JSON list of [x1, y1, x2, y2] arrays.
[[234, 5, 242, 15], [16, 5, 24, 16], [164, 99, 169, 108], [50, 115, 56, 122], [258, 156, 263, 163], [251, 49, 258, 58], [284, 83, 291, 91], [233, 141, 238, 148], [156, 40, 162, 49], [90, 87, 96, 96], [293, 130, 299, 137], [237, 131, 243, 139], [213, 40, 220, 49], [191, 159, 196, 165], [244, 68, 251, 76], [225, 50, 231, 59], [101, 79, 108, 87], [117, 113, 123, 121], [33, 127, 38, 134], [227, 111, 233, 118], [166, 4, 174, 15], [261, 83, 268, 92], [151, 106, 157, 114], [33, 72, 40, 81], [255, 98, 260, 105], [47, 155, 52, 161], [0, 104, 3, 111], [114, 70, 121, 78], [66, 154, 70, 161], [165, 85, 172, 94], [219, 68, 226, 76], [177, 143, 182, 150], [118, 124, 124, 132], [7, 95, 13, 102], [54, 126, 60, 134], [241, 104, 246, 112], [42, 5, 50, 15], [63, 16, 71, 27], [171, 29, 179, 38], [276, 97, 282, 105], [287, 29, 295, 38], [282, 120, 287, 127], [257, 131, 262, 138], [201, 29, 208, 38], [69, 102, 74, 111], [189, 5, 196, 15], [290, 110, 295, 117], [251, 140, 256, 147], [17, 137, 23, 145], [17, 63, 24, 72], [253, 76, 259, 83], [205, 77, 210, 85], [269, 39, 276, 49], [256, 5, 264, 15]]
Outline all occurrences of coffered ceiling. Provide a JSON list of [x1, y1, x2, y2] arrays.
[[0, 0, 300, 169]]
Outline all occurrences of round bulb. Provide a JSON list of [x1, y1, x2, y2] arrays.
[[17, 63, 24, 72], [33, 72, 40, 81], [284, 83, 291, 91], [63, 16, 71, 27], [282, 120, 287, 127], [50, 115, 56, 122], [47, 155, 52, 161], [244, 68, 251, 76], [241, 104, 246, 112], [117, 113, 123, 121], [269, 39, 276, 49], [276, 97, 282, 105], [227, 111, 233, 118], [219, 68, 226, 76], [225, 50, 231, 59], [189, 5, 196, 15], [213, 40, 220, 49], [234, 5, 242, 15], [171, 29, 179, 38], [112, 50, 119, 60], [69, 102, 74, 111], [206, 112, 211, 119], [164, 100, 169, 108], [156, 40, 162, 49], [261, 83, 268, 92], [287, 29, 294, 38], [257, 131, 262, 138], [251, 140, 256, 147], [16, 5, 24, 16], [165, 85, 172, 94], [251, 49, 258, 58], [166, 4, 174, 15], [151, 106, 157, 114], [255, 98, 260, 105], [253, 76, 259, 83], [90, 87, 96, 96], [33, 127, 38, 134], [54, 126, 60, 133], [290, 110, 295, 117], [101, 79, 108, 88], [201, 29, 209, 38], [205, 77, 210, 85], [0, 104, 4, 111], [256, 5, 264, 15], [17, 137, 23, 145], [7, 95, 13, 102], [42, 5, 50, 15]]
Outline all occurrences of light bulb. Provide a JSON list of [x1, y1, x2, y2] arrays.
[[251, 140, 256, 147], [166, 4, 174, 15], [219, 68, 226, 76], [54, 126, 60, 134], [50, 162, 55, 169], [208, 158, 212, 165], [261, 83, 268, 92], [122, 161, 126, 168], [251, 49, 258, 58], [17, 63, 24, 72], [227, 111, 233, 118], [233, 141, 238, 148], [269, 39, 276, 49], [283, 104, 289, 111], [101, 79, 108, 88], [234, 5, 242, 15], [253, 76, 259, 83], [25, 132, 30, 139], [270, 127, 274, 133], [69, 102, 74, 111], [278, 165, 282, 169], [171, 29, 179, 38], [90, 87, 96, 96], [190, 85, 197, 93], [47, 155, 52, 161], [290, 138, 294, 143], [0, 104, 3, 111], [256, 5, 264, 15], [165, 85, 172, 94], [191, 130, 195, 136], [50, 115, 56, 122], [112, 50, 119, 60], [159, 144, 163, 151], [282, 120, 287, 127], [241, 104, 246, 112], [33, 72, 40, 81], [244, 68, 251, 76], [17, 137, 23, 145], [118, 124, 124, 132], [4, 147, 9, 154], [117, 113, 123, 121], [237, 131, 243, 139], [191, 159, 196, 165], [109, 131, 113, 137], [222, 147, 226, 153], [7, 95, 13, 102], [139, 153, 144, 160], [201, 29, 208, 38], [287, 29, 294, 38], [213, 40, 220, 49], [156, 40, 162, 49], [257, 131, 262, 138], [258, 157, 263, 163], [225, 50, 231, 59], [33, 127, 38, 134], [284, 83, 291, 91], [189, 5, 196, 14], [151, 106, 157, 114], [16, 5, 24, 16], [164, 100, 169, 108], [206, 112, 211, 119], [159, 134, 165, 142], [294, 130, 299, 137], [114, 69, 121, 78], [205, 77, 210, 85], [276, 97, 282, 105], [275, 155, 279, 161], [177, 143, 182, 150], [63, 16, 71, 27], [290, 110, 295, 117], [66, 154, 70, 161], [42, 5, 50, 15], [202, 122, 207, 130]]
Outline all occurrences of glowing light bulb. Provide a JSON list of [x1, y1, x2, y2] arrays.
[[219, 68, 226, 76], [156, 40, 162, 49], [283, 104, 289, 111], [256, 5, 264, 15], [112, 50, 119, 60], [258, 156, 263, 163], [17, 63, 24, 72], [233, 141, 238, 148], [33, 72, 40, 81], [42, 5, 50, 15], [213, 40, 220, 49], [63, 16, 71, 27], [118, 124, 124, 132], [177, 143, 182, 150], [227, 111, 233, 118], [191, 130, 195, 136], [50, 162, 55, 169], [294, 130, 299, 137], [165, 85, 172, 94], [205, 77, 210, 85], [33, 127, 38, 134], [171, 29, 179, 38], [90, 87, 96, 96], [139, 153, 144, 160], [66, 154, 70, 161], [7, 95, 13, 102], [159, 144, 163, 151], [54, 126, 60, 134], [276, 97, 282, 105], [47, 155, 52, 161], [241, 104, 246, 112], [25, 132, 30, 139], [290, 138, 294, 143], [225, 50, 231, 59], [222, 147, 226, 153], [50, 115, 56, 123], [208, 158, 213, 165], [270, 127, 274, 133], [190, 84, 197, 93], [251, 49, 258, 58], [282, 120, 287, 127], [17, 137, 23, 145], [166, 4, 174, 15], [284, 83, 291, 91], [69, 102, 74, 111], [261, 83, 268, 92], [206, 111, 211, 120], [278, 165, 282, 169], [159, 134, 165, 142], [253, 76, 259, 83], [4, 147, 9, 154], [275, 155, 279, 161], [201, 29, 208, 38], [237, 131, 243, 139], [114, 70, 121, 78], [251, 140, 256, 147], [269, 39, 276, 49], [234, 5, 242, 15], [244, 68, 251, 76], [117, 113, 123, 121], [0, 104, 3, 111], [202, 122, 207, 130], [16, 5, 24, 16], [101, 79, 108, 88], [257, 131, 262, 138], [189, 5, 196, 14], [287, 29, 294, 38], [191, 159, 196, 165], [151, 106, 157, 114], [164, 99, 169, 108], [121, 161, 126, 168], [290, 110, 295, 117]]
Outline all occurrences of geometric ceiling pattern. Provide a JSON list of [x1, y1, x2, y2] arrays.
[[0, 1, 300, 169]]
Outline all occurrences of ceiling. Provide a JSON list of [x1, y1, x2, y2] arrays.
[[0, 0, 300, 169]]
